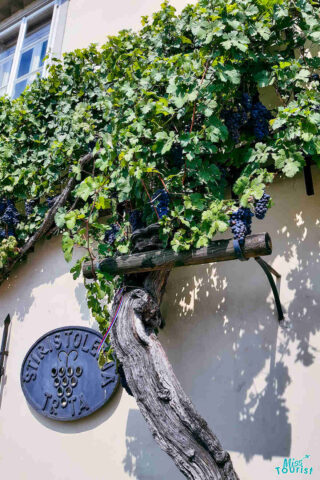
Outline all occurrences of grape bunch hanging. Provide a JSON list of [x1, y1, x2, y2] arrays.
[[25, 200, 37, 217], [229, 207, 254, 241], [222, 93, 272, 144], [229, 191, 271, 242], [0, 199, 20, 238], [151, 189, 170, 219], [254, 192, 270, 219], [104, 224, 120, 245]]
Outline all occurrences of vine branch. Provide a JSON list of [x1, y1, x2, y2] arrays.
[[0, 152, 93, 285]]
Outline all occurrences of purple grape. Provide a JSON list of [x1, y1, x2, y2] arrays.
[[25, 200, 37, 217], [229, 207, 254, 241], [171, 143, 184, 169], [255, 192, 270, 220], [104, 224, 120, 244], [151, 189, 170, 219], [251, 102, 272, 140], [0, 198, 7, 216], [222, 107, 248, 143], [1, 200, 20, 227]]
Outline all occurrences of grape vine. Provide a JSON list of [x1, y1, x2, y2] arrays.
[[0, 0, 318, 344]]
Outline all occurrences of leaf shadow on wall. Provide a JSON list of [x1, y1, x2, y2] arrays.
[[124, 263, 291, 476], [122, 173, 319, 476], [0, 236, 91, 325]]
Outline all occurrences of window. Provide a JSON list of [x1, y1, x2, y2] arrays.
[[0, 44, 15, 96], [0, 0, 68, 99]]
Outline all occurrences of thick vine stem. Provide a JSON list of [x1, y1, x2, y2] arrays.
[[0, 152, 93, 285], [111, 271, 239, 480]]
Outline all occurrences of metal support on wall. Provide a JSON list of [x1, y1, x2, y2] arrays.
[[254, 257, 284, 322], [0, 314, 10, 385], [303, 156, 315, 196]]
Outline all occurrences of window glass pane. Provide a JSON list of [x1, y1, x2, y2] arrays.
[[17, 49, 33, 78], [40, 40, 48, 65], [0, 43, 15, 94], [13, 79, 28, 99], [23, 23, 50, 51], [0, 45, 15, 62], [0, 58, 13, 89], [14, 22, 51, 97]]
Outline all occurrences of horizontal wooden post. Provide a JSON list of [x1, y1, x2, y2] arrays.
[[83, 233, 272, 279]]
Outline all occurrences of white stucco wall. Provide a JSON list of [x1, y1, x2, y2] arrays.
[[1, 1, 320, 479], [0, 169, 319, 480], [61, 0, 195, 53]]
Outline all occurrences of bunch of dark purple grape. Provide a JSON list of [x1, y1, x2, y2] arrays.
[[254, 192, 270, 219], [151, 189, 170, 219], [0, 199, 20, 238], [1, 200, 20, 231], [129, 210, 144, 232], [221, 106, 248, 143], [0, 198, 6, 216], [241, 93, 253, 112], [229, 207, 254, 241], [0, 199, 7, 238], [222, 93, 272, 143], [25, 200, 37, 217], [170, 143, 184, 169], [251, 101, 272, 141], [104, 224, 120, 244]]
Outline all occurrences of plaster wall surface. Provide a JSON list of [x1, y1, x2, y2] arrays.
[[0, 170, 319, 480], [1, 1, 320, 479], [61, 0, 195, 53]]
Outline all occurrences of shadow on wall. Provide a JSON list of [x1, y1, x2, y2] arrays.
[[123, 169, 319, 474], [0, 236, 90, 325], [124, 408, 185, 480]]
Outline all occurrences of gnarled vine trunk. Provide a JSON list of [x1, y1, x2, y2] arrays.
[[111, 270, 239, 480]]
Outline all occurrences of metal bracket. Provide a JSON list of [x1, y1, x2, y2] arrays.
[[233, 239, 248, 262], [254, 257, 284, 322], [303, 157, 314, 196], [0, 314, 10, 385]]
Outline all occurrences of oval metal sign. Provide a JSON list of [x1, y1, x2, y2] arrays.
[[21, 326, 119, 421]]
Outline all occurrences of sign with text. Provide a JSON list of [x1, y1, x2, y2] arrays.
[[21, 326, 119, 421]]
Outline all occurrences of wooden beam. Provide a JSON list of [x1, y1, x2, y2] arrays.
[[83, 233, 272, 279]]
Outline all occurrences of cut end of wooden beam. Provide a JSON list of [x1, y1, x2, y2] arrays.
[[83, 233, 272, 279]]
